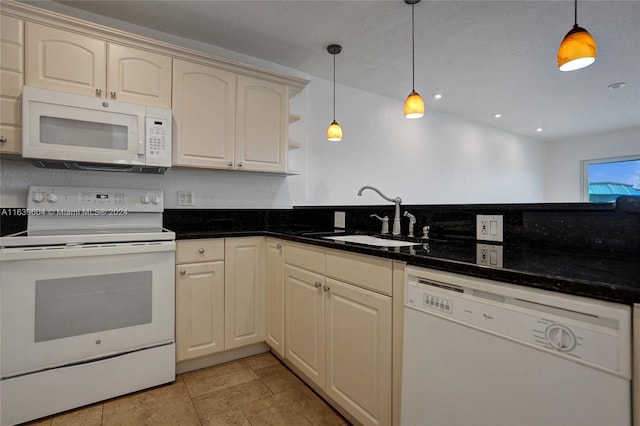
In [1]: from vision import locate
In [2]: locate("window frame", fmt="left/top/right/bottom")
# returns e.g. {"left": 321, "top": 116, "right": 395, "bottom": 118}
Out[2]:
{"left": 581, "top": 154, "right": 640, "bottom": 202}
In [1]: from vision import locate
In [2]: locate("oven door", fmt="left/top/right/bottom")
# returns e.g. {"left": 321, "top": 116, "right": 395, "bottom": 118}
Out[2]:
{"left": 0, "top": 241, "right": 175, "bottom": 379}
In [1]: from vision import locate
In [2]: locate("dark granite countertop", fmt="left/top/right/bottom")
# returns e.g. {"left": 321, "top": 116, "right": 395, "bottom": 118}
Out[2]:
{"left": 174, "top": 229, "right": 640, "bottom": 305}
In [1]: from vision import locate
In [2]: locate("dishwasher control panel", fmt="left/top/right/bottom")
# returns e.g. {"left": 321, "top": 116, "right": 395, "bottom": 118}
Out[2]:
{"left": 405, "top": 272, "right": 631, "bottom": 377}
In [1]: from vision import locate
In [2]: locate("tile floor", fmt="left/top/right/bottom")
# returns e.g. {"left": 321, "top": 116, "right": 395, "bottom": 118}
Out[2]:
{"left": 25, "top": 352, "right": 349, "bottom": 426}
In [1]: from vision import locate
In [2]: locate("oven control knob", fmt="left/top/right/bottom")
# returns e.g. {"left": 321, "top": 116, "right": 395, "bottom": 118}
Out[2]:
{"left": 151, "top": 195, "right": 161, "bottom": 204}
{"left": 46, "top": 193, "right": 58, "bottom": 203}
{"left": 32, "top": 192, "right": 45, "bottom": 203}
{"left": 141, "top": 195, "right": 150, "bottom": 204}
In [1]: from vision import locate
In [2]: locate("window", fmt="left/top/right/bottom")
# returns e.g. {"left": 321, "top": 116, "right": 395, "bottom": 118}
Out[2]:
{"left": 582, "top": 156, "right": 640, "bottom": 202}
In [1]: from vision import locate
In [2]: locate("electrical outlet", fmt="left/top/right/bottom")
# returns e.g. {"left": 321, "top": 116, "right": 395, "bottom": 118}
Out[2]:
{"left": 334, "top": 211, "right": 346, "bottom": 229}
{"left": 178, "top": 191, "right": 194, "bottom": 206}
{"left": 476, "top": 243, "right": 504, "bottom": 268}
{"left": 476, "top": 214, "right": 503, "bottom": 242}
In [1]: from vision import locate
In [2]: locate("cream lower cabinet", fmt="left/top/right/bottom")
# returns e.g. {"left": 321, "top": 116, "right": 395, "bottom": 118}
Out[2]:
{"left": 176, "top": 237, "right": 265, "bottom": 362}
{"left": 265, "top": 239, "right": 285, "bottom": 357}
{"left": 283, "top": 243, "right": 392, "bottom": 426}
{"left": 175, "top": 240, "right": 225, "bottom": 361}
{"left": 224, "top": 237, "right": 265, "bottom": 350}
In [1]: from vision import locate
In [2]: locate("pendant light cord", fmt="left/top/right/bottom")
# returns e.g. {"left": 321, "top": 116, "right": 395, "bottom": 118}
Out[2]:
{"left": 574, "top": 0, "right": 578, "bottom": 27}
{"left": 411, "top": 2, "right": 416, "bottom": 91}
{"left": 333, "top": 52, "right": 336, "bottom": 120}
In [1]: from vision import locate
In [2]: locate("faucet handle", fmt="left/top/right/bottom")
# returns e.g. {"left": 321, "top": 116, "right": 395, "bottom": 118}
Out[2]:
{"left": 422, "top": 225, "right": 430, "bottom": 240}
{"left": 370, "top": 214, "right": 389, "bottom": 234}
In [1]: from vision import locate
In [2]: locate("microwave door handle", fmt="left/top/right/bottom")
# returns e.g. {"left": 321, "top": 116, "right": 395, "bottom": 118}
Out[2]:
{"left": 138, "top": 116, "right": 146, "bottom": 155}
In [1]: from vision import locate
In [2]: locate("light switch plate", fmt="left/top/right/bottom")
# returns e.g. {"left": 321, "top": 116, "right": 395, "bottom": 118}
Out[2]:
{"left": 178, "top": 191, "right": 193, "bottom": 206}
{"left": 476, "top": 243, "right": 504, "bottom": 268}
{"left": 334, "top": 211, "right": 346, "bottom": 229}
{"left": 476, "top": 214, "right": 503, "bottom": 242}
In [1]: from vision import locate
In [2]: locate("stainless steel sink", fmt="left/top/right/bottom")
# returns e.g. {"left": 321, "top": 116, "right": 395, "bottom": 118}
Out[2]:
{"left": 323, "top": 234, "right": 420, "bottom": 247}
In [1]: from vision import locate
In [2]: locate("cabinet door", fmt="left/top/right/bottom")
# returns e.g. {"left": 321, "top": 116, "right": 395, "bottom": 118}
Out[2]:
{"left": 107, "top": 44, "right": 172, "bottom": 108}
{"left": 265, "top": 239, "right": 285, "bottom": 357}
{"left": 172, "top": 59, "right": 236, "bottom": 169}
{"left": 25, "top": 22, "right": 106, "bottom": 97}
{"left": 175, "top": 261, "right": 225, "bottom": 361}
{"left": 325, "top": 278, "right": 392, "bottom": 426}
{"left": 1, "top": 15, "right": 23, "bottom": 154}
{"left": 224, "top": 237, "right": 265, "bottom": 350}
{"left": 285, "top": 264, "right": 325, "bottom": 388}
{"left": 235, "top": 75, "right": 287, "bottom": 173}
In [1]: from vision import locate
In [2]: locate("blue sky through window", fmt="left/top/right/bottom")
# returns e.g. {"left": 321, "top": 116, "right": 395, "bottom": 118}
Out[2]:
{"left": 588, "top": 160, "right": 640, "bottom": 187}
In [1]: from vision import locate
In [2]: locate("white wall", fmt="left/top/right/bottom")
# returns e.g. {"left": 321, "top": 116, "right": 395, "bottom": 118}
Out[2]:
{"left": 304, "top": 78, "right": 547, "bottom": 205}
{"left": 544, "top": 126, "right": 640, "bottom": 202}
{"left": 0, "top": 1, "right": 551, "bottom": 208}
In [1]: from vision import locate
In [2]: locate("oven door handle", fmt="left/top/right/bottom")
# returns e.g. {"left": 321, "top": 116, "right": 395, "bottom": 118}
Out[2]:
{"left": 0, "top": 241, "right": 175, "bottom": 261}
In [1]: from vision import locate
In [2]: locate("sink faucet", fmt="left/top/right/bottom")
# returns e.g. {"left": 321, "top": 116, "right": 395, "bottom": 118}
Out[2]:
{"left": 403, "top": 211, "right": 416, "bottom": 238}
{"left": 357, "top": 186, "right": 402, "bottom": 235}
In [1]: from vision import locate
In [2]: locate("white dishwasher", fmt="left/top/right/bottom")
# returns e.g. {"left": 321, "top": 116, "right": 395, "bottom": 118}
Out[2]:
{"left": 401, "top": 266, "right": 632, "bottom": 426}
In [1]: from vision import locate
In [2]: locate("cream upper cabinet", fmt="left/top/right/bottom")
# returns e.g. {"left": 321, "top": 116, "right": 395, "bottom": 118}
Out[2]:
{"left": 0, "top": 14, "right": 23, "bottom": 154}
{"left": 172, "top": 59, "right": 236, "bottom": 169}
{"left": 224, "top": 237, "right": 266, "bottom": 350}
{"left": 25, "top": 22, "right": 171, "bottom": 108}
{"left": 172, "top": 67, "right": 288, "bottom": 173}
{"left": 265, "top": 239, "right": 285, "bottom": 357}
{"left": 235, "top": 75, "right": 288, "bottom": 173}
{"left": 106, "top": 44, "right": 172, "bottom": 107}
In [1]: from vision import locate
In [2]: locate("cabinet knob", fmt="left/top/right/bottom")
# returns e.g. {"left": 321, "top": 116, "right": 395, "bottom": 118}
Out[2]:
{"left": 323, "top": 284, "right": 330, "bottom": 292}
{"left": 198, "top": 248, "right": 205, "bottom": 254}
{"left": 180, "top": 270, "right": 186, "bottom": 275}
{"left": 0, "top": 136, "right": 7, "bottom": 143}
{"left": 110, "top": 91, "right": 116, "bottom": 99}
{"left": 228, "top": 161, "right": 233, "bottom": 167}
{"left": 314, "top": 281, "right": 321, "bottom": 288}
{"left": 95, "top": 88, "right": 102, "bottom": 97}
{"left": 276, "top": 243, "right": 282, "bottom": 250}
{"left": 238, "top": 162, "right": 243, "bottom": 167}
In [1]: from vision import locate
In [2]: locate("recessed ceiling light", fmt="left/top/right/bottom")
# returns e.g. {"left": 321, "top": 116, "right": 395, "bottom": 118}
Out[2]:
{"left": 608, "top": 82, "right": 627, "bottom": 90}
{"left": 493, "top": 113, "right": 502, "bottom": 118}
{"left": 432, "top": 93, "right": 444, "bottom": 100}
{"left": 535, "top": 128, "right": 544, "bottom": 132}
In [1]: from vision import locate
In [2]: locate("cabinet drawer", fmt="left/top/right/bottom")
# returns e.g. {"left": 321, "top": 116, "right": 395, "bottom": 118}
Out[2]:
{"left": 1, "top": 98, "right": 20, "bottom": 125}
{"left": 326, "top": 249, "right": 392, "bottom": 295}
{"left": 1, "top": 42, "right": 23, "bottom": 72}
{"left": 1, "top": 16, "right": 23, "bottom": 44}
{"left": 176, "top": 239, "right": 224, "bottom": 264}
{"left": 0, "top": 125, "right": 21, "bottom": 154}
{"left": 284, "top": 242, "right": 325, "bottom": 274}
{"left": 0, "top": 69, "right": 23, "bottom": 98}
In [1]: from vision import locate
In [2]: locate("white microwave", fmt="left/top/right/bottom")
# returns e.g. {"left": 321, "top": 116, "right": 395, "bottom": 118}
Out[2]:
{"left": 22, "top": 86, "right": 172, "bottom": 173}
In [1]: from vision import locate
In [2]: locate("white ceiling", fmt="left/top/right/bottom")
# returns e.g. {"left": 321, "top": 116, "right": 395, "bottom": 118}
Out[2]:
{"left": 29, "top": 0, "right": 640, "bottom": 141}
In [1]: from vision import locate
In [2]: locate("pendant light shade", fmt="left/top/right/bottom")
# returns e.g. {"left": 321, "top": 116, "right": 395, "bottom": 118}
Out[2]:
{"left": 327, "top": 120, "right": 343, "bottom": 141}
{"left": 557, "top": 0, "right": 597, "bottom": 71}
{"left": 327, "top": 44, "right": 343, "bottom": 142}
{"left": 404, "top": 0, "right": 423, "bottom": 119}
{"left": 404, "top": 90, "right": 425, "bottom": 119}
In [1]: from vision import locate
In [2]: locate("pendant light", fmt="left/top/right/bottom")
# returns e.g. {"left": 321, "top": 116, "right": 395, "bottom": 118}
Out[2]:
{"left": 404, "top": 0, "right": 424, "bottom": 119}
{"left": 327, "top": 44, "right": 343, "bottom": 142}
{"left": 557, "top": 0, "right": 597, "bottom": 71}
